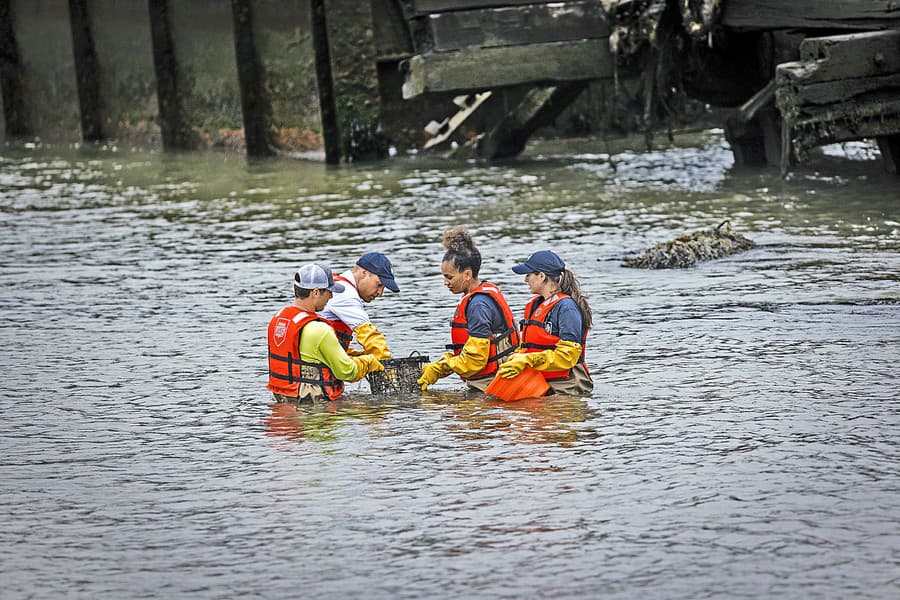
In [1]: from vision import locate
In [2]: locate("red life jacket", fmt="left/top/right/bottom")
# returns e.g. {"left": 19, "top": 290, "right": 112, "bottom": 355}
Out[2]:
{"left": 318, "top": 273, "right": 355, "bottom": 350}
{"left": 520, "top": 293, "right": 588, "bottom": 381}
{"left": 448, "top": 282, "right": 519, "bottom": 380}
{"left": 267, "top": 305, "right": 344, "bottom": 400}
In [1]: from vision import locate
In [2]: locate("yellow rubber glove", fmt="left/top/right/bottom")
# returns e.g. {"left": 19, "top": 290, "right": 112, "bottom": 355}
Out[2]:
{"left": 349, "top": 353, "right": 384, "bottom": 382}
{"left": 497, "top": 341, "right": 583, "bottom": 379}
{"left": 353, "top": 322, "right": 393, "bottom": 360}
{"left": 496, "top": 352, "right": 535, "bottom": 379}
{"left": 416, "top": 355, "right": 453, "bottom": 391}
{"left": 444, "top": 336, "right": 491, "bottom": 378}
{"left": 530, "top": 339, "right": 583, "bottom": 372}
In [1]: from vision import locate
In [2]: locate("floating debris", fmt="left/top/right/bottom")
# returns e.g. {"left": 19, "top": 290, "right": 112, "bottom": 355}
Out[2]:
{"left": 622, "top": 221, "right": 755, "bottom": 269}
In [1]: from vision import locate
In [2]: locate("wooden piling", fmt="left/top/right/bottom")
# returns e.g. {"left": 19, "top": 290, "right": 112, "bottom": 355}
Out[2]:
{"left": 147, "top": 0, "right": 190, "bottom": 150}
{"left": 0, "top": 0, "right": 29, "bottom": 137}
{"left": 310, "top": 0, "right": 341, "bottom": 164}
{"left": 320, "top": 0, "right": 386, "bottom": 162}
{"left": 230, "top": 0, "right": 273, "bottom": 157}
{"left": 67, "top": 0, "right": 103, "bottom": 141}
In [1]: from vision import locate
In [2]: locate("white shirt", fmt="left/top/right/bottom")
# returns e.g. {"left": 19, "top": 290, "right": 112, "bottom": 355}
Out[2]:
{"left": 317, "top": 270, "right": 371, "bottom": 329}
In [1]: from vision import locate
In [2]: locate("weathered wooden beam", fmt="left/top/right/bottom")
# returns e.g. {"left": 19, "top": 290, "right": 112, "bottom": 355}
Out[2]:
{"left": 876, "top": 135, "right": 900, "bottom": 174}
{"left": 478, "top": 82, "right": 586, "bottom": 159}
{"left": 793, "top": 114, "right": 900, "bottom": 148}
{"left": 722, "top": 0, "right": 900, "bottom": 31}
{"left": 789, "top": 92, "right": 900, "bottom": 125}
{"left": 231, "top": 0, "right": 274, "bottom": 157}
{"left": 148, "top": 0, "right": 192, "bottom": 150}
{"left": 310, "top": 0, "right": 340, "bottom": 164}
{"left": 425, "top": 1, "right": 608, "bottom": 51}
{"left": 402, "top": 39, "right": 613, "bottom": 99}
{"left": 780, "top": 73, "right": 900, "bottom": 108}
{"left": 777, "top": 31, "right": 900, "bottom": 86}
{"left": 408, "top": 0, "right": 561, "bottom": 17}
{"left": 68, "top": 0, "right": 104, "bottom": 142}
{"left": 0, "top": 0, "right": 29, "bottom": 137}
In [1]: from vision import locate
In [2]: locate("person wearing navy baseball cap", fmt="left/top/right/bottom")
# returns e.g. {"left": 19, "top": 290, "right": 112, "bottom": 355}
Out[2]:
{"left": 266, "top": 262, "right": 384, "bottom": 402}
{"left": 498, "top": 250, "right": 594, "bottom": 396}
{"left": 317, "top": 252, "right": 399, "bottom": 360}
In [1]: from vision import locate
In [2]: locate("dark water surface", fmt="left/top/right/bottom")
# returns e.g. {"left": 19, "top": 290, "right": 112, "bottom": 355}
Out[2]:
{"left": 2, "top": 132, "right": 898, "bottom": 599}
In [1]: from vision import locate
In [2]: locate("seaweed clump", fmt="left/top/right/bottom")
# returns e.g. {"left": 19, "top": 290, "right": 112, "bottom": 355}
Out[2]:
{"left": 622, "top": 220, "right": 754, "bottom": 268}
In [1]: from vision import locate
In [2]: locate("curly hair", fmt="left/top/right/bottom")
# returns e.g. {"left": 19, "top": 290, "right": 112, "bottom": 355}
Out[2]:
{"left": 441, "top": 226, "right": 481, "bottom": 278}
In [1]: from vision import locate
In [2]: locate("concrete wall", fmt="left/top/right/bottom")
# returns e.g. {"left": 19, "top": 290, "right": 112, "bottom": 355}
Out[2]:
{"left": 87, "top": 0, "right": 159, "bottom": 147}
{"left": 11, "top": 0, "right": 81, "bottom": 140}
{"left": 252, "top": 0, "right": 322, "bottom": 151}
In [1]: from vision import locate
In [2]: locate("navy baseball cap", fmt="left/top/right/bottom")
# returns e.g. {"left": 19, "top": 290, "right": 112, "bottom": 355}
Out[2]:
{"left": 511, "top": 250, "right": 566, "bottom": 276}
{"left": 356, "top": 252, "right": 399, "bottom": 292}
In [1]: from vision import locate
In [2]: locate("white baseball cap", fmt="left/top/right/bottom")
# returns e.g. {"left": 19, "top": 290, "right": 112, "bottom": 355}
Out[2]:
{"left": 294, "top": 263, "right": 345, "bottom": 293}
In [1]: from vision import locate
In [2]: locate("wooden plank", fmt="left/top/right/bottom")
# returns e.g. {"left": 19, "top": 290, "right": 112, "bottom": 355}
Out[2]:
{"left": 426, "top": 1, "right": 608, "bottom": 51}
{"left": 402, "top": 38, "right": 613, "bottom": 98}
{"left": 776, "top": 31, "right": 900, "bottom": 86}
{"left": 780, "top": 72, "right": 900, "bottom": 108}
{"left": 478, "top": 82, "right": 586, "bottom": 158}
{"left": 722, "top": 0, "right": 900, "bottom": 31}
{"left": 793, "top": 113, "right": 900, "bottom": 148}
{"left": 801, "top": 30, "right": 900, "bottom": 63}
{"left": 790, "top": 93, "right": 900, "bottom": 125}
{"left": 409, "top": 0, "right": 567, "bottom": 17}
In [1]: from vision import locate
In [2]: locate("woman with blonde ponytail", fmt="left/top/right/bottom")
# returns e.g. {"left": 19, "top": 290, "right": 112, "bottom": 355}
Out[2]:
{"left": 417, "top": 227, "right": 519, "bottom": 392}
{"left": 497, "top": 250, "right": 593, "bottom": 396}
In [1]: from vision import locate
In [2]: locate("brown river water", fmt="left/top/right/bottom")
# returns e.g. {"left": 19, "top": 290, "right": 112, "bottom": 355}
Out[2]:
{"left": 1, "top": 130, "right": 898, "bottom": 598}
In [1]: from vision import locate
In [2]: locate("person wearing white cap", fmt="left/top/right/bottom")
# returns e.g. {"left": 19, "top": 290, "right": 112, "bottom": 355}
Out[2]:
{"left": 496, "top": 250, "right": 594, "bottom": 396}
{"left": 267, "top": 263, "right": 384, "bottom": 402}
{"left": 317, "top": 252, "right": 398, "bottom": 360}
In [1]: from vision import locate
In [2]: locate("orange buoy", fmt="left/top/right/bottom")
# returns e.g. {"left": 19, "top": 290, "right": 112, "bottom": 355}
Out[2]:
{"left": 485, "top": 366, "right": 550, "bottom": 402}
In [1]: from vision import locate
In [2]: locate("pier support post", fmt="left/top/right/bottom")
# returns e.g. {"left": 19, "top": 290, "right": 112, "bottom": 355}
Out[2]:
{"left": 68, "top": 0, "right": 103, "bottom": 142}
{"left": 313, "top": 0, "right": 386, "bottom": 162}
{"left": 231, "top": 0, "right": 273, "bottom": 157}
{"left": 0, "top": 0, "right": 29, "bottom": 137}
{"left": 148, "top": 0, "right": 191, "bottom": 150}
{"left": 310, "top": 0, "right": 340, "bottom": 163}
{"left": 478, "top": 83, "right": 586, "bottom": 159}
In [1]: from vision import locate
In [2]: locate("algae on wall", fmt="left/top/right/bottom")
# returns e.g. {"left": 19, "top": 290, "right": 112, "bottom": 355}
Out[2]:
{"left": 251, "top": 0, "right": 323, "bottom": 152}
{"left": 11, "top": 0, "right": 80, "bottom": 140}
{"left": 87, "top": 0, "right": 160, "bottom": 147}
{"left": 166, "top": 0, "right": 243, "bottom": 148}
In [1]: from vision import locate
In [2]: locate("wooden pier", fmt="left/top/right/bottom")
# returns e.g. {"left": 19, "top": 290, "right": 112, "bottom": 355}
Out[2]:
{"left": 1, "top": 0, "right": 899, "bottom": 172}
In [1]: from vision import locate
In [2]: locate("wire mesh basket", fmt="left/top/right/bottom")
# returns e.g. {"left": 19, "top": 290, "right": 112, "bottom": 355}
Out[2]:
{"left": 366, "top": 352, "right": 430, "bottom": 395}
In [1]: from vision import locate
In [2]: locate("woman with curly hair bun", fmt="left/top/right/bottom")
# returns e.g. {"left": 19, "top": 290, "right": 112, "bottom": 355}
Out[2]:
{"left": 497, "top": 250, "right": 593, "bottom": 396}
{"left": 417, "top": 227, "right": 519, "bottom": 392}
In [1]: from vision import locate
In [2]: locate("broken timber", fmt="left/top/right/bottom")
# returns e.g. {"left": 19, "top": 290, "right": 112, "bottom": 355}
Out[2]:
{"left": 400, "top": 1, "right": 611, "bottom": 99}
{"left": 402, "top": 38, "right": 612, "bottom": 99}
{"left": 776, "top": 30, "right": 900, "bottom": 173}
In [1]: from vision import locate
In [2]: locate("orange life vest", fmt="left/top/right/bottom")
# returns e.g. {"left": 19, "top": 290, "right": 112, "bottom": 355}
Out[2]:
{"left": 520, "top": 293, "right": 589, "bottom": 381}
{"left": 267, "top": 305, "right": 344, "bottom": 400}
{"left": 448, "top": 282, "right": 519, "bottom": 380}
{"left": 318, "top": 273, "right": 355, "bottom": 350}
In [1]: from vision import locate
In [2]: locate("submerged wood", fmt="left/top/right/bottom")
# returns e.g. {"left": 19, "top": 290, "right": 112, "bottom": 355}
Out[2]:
{"left": 622, "top": 221, "right": 755, "bottom": 269}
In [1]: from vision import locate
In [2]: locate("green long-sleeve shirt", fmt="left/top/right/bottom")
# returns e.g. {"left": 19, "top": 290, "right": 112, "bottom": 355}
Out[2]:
{"left": 299, "top": 321, "right": 359, "bottom": 381}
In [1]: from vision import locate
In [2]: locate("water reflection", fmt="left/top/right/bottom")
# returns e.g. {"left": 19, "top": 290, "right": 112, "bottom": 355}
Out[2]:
{"left": 266, "top": 391, "right": 598, "bottom": 448}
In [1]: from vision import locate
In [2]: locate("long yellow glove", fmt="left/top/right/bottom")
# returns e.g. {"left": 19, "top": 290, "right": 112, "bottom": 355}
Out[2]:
{"left": 417, "top": 355, "right": 453, "bottom": 391}
{"left": 353, "top": 322, "right": 393, "bottom": 360}
{"left": 444, "top": 336, "right": 491, "bottom": 378}
{"left": 497, "top": 340, "right": 583, "bottom": 379}
{"left": 349, "top": 353, "right": 384, "bottom": 382}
